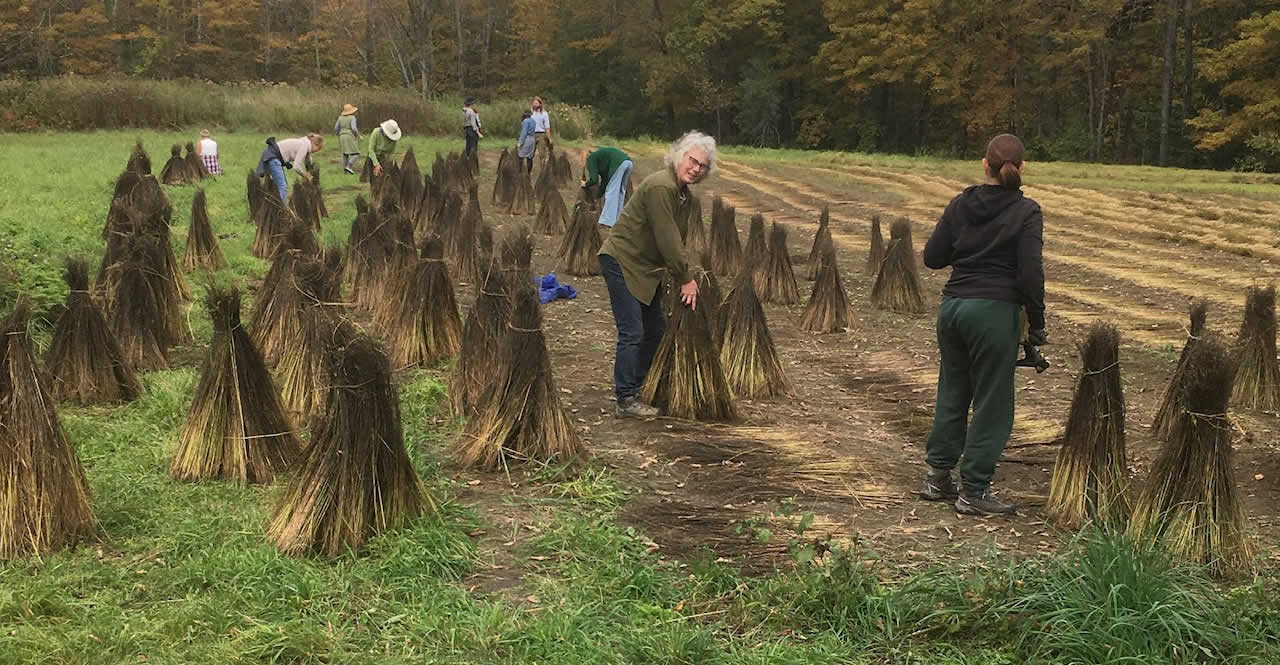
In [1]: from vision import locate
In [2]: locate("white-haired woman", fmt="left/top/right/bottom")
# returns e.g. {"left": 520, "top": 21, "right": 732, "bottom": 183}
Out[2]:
{"left": 598, "top": 131, "right": 717, "bottom": 418}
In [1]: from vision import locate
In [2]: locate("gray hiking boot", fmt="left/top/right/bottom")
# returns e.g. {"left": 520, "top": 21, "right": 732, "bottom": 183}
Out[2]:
{"left": 918, "top": 468, "right": 959, "bottom": 501}
{"left": 955, "top": 487, "right": 1018, "bottom": 516}
{"left": 615, "top": 396, "right": 659, "bottom": 419}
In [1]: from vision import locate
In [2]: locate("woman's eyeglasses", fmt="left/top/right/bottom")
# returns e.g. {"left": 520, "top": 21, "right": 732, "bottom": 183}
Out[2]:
{"left": 687, "top": 154, "right": 709, "bottom": 171}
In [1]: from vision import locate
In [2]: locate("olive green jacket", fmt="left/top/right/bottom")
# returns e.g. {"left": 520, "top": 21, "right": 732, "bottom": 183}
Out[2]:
{"left": 599, "top": 168, "right": 694, "bottom": 305}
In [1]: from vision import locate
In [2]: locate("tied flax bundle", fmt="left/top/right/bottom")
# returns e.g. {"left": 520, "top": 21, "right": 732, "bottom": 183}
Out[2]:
{"left": 709, "top": 196, "right": 744, "bottom": 276}
{"left": 127, "top": 140, "right": 151, "bottom": 175}
{"left": 106, "top": 234, "right": 174, "bottom": 371}
{"left": 183, "top": 189, "right": 228, "bottom": 272}
{"left": 640, "top": 289, "right": 737, "bottom": 421}
{"left": 743, "top": 214, "right": 769, "bottom": 290}
{"left": 807, "top": 206, "right": 833, "bottom": 281}
{"left": 273, "top": 249, "right": 347, "bottom": 422}
{"left": 1046, "top": 322, "right": 1130, "bottom": 529}
{"left": 451, "top": 185, "right": 488, "bottom": 284}
{"left": 0, "top": 303, "right": 96, "bottom": 560}
{"left": 1128, "top": 333, "right": 1254, "bottom": 574}
{"left": 801, "top": 245, "right": 855, "bottom": 333}
{"left": 719, "top": 271, "right": 792, "bottom": 399}
{"left": 509, "top": 169, "right": 537, "bottom": 215}
{"left": 161, "top": 144, "right": 195, "bottom": 185}
{"left": 760, "top": 222, "right": 800, "bottom": 305}
{"left": 453, "top": 285, "right": 585, "bottom": 470}
{"left": 864, "top": 214, "right": 886, "bottom": 277}
{"left": 534, "top": 184, "right": 570, "bottom": 235}
{"left": 450, "top": 269, "right": 512, "bottom": 417}
{"left": 492, "top": 148, "right": 514, "bottom": 206}
{"left": 1231, "top": 285, "right": 1280, "bottom": 410}
{"left": 684, "top": 194, "right": 708, "bottom": 259}
{"left": 246, "top": 170, "right": 267, "bottom": 224}
{"left": 398, "top": 148, "right": 424, "bottom": 223}
{"left": 534, "top": 159, "right": 557, "bottom": 203}
{"left": 870, "top": 218, "right": 924, "bottom": 313}
{"left": 1151, "top": 301, "right": 1208, "bottom": 440}
{"left": 171, "top": 287, "right": 301, "bottom": 484}
{"left": 184, "top": 142, "right": 209, "bottom": 180}
{"left": 46, "top": 257, "right": 142, "bottom": 405}
{"left": 553, "top": 151, "right": 574, "bottom": 187}
{"left": 376, "top": 235, "right": 463, "bottom": 369}
{"left": 267, "top": 334, "right": 431, "bottom": 557}
{"left": 557, "top": 201, "right": 603, "bottom": 276}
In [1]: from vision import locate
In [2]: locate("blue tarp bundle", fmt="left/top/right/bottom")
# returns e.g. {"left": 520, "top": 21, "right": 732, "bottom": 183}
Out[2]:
{"left": 536, "top": 273, "right": 577, "bottom": 304}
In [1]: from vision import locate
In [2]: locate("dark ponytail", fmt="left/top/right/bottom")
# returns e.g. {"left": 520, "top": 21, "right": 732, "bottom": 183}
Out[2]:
{"left": 985, "top": 133, "right": 1025, "bottom": 189}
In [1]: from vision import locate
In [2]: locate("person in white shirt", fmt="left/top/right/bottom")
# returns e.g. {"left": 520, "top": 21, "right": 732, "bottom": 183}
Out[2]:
{"left": 530, "top": 96, "right": 551, "bottom": 168}
{"left": 255, "top": 133, "right": 324, "bottom": 201}
{"left": 194, "top": 129, "right": 222, "bottom": 176}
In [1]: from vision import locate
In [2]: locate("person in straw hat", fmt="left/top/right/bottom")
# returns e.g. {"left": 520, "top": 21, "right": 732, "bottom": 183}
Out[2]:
{"left": 368, "top": 119, "right": 402, "bottom": 177}
{"left": 333, "top": 103, "right": 362, "bottom": 175}
{"left": 194, "top": 128, "right": 222, "bottom": 176}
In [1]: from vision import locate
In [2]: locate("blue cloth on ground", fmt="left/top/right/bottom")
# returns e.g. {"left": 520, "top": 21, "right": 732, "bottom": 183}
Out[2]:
{"left": 536, "top": 273, "right": 577, "bottom": 304}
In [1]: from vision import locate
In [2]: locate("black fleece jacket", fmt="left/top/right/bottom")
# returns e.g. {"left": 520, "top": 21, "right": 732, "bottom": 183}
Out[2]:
{"left": 922, "top": 184, "right": 1045, "bottom": 329}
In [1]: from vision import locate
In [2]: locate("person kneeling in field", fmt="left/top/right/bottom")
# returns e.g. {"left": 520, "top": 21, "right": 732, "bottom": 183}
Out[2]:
{"left": 256, "top": 133, "right": 324, "bottom": 202}
{"left": 918, "top": 133, "right": 1045, "bottom": 517}
{"left": 598, "top": 131, "right": 714, "bottom": 418}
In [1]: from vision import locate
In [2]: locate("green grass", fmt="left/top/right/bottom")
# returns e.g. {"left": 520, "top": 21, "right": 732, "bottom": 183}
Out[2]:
{"left": 1, "top": 130, "right": 1278, "bottom": 664}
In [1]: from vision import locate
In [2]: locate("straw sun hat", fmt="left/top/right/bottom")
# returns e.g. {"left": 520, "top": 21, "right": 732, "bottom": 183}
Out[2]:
{"left": 341, "top": 103, "right": 358, "bottom": 116}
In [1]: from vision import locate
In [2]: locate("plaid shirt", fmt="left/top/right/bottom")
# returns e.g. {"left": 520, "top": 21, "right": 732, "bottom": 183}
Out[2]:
{"left": 201, "top": 154, "right": 222, "bottom": 176}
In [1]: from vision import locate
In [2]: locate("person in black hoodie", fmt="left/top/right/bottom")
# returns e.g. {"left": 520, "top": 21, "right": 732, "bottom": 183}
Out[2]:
{"left": 918, "top": 133, "right": 1044, "bottom": 516}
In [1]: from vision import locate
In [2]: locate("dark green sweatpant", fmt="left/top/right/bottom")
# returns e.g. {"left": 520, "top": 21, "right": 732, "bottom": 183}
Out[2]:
{"left": 925, "top": 297, "right": 1021, "bottom": 493}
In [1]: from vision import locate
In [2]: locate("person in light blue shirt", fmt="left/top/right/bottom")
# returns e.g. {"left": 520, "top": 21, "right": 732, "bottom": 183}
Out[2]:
{"left": 516, "top": 110, "right": 537, "bottom": 173}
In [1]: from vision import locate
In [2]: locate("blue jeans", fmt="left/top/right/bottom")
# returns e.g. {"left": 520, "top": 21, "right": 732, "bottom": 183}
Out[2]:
{"left": 600, "top": 254, "right": 665, "bottom": 401}
{"left": 598, "top": 160, "right": 634, "bottom": 227}
{"left": 264, "top": 158, "right": 288, "bottom": 201}
{"left": 464, "top": 127, "right": 479, "bottom": 158}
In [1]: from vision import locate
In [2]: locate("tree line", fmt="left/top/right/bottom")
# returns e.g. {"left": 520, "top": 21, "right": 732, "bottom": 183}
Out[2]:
{"left": 1, "top": 0, "right": 1277, "bottom": 171}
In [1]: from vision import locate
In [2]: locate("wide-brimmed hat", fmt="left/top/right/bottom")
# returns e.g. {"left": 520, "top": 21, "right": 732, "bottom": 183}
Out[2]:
{"left": 380, "top": 119, "right": 402, "bottom": 141}
{"left": 464, "top": 97, "right": 476, "bottom": 106}
{"left": 341, "top": 103, "right": 358, "bottom": 116}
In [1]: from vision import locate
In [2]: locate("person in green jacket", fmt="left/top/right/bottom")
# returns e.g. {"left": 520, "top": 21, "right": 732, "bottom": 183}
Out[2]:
{"left": 369, "top": 119, "right": 402, "bottom": 176}
{"left": 334, "top": 103, "right": 361, "bottom": 174}
{"left": 581, "top": 146, "right": 633, "bottom": 227}
{"left": 598, "top": 131, "right": 716, "bottom": 418}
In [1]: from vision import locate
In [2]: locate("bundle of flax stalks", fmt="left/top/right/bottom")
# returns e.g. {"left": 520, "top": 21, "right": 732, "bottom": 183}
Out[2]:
{"left": 801, "top": 244, "right": 855, "bottom": 333}
{"left": 684, "top": 194, "right": 708, "bottom": 259}
{"left": 557, "top": 201, "right": 603, "bottom": 276}
{"left": 1231, "top": 285, "right": 1280, "bottom": 410}
{"left": 1151, "top": 300, "right": 1208, "bottom": 440}
{"left": 863, "top": 214, "right": 886, "bottom": 277}
{"left": 45, "top": 257, "right": 142, "bottom": 405}
{"left": 183, "top": 189, "right": 228, "bottom": 272}
{"left": 450, "top": 269, "right": 512, "bottom": 417}
{"left": 709, "top": 196, "right": 744, "bottom": 276}
{"left": 1128, "top": 333, "right": 1254, "bottom": 574}
{"left": 452, "top": 185, "right": 487, "bottom": 284}
{"left": 508, "top": 169, "right": 537, "bottom": 215}
{"left": 0, "top": 303, "right": 96, "bottom": 560}
{"left": 807, "top": 206, "right": 833, "bottom": 281}
{"left": 533, "top": 160, "right": 556, "bottom": 203}
{"left": 246, "top": 170, "right": 267, "bottom": 224}
{"left": 760, "top": 222, "right": 800, "bottom": 305}
{"left": 127, "top": 140, "right": 151, "bottom": 175}
{"left": 1046, "top": 322, "right": 1130, "bottom": 529}
{"left": 719, "top": 271, "right": 792, "bottom": 399}
{"left": 743, "top": 214, "right": 769, "bottom": 290}
{"left": 534, "top": 184, "right": 570, "bottom": 235}
{"left": 671, "top": 255, "right": 724, "bottom": 346}
{"left": 640, "top": 289, "right": 736, "bottom": 421}
{"left": 107, "top": 234, "right": 174, "bottom": 371}
{"left": 251, "top": 185, "right": 299, "bottom": 259}
{"left": 184, "top": 142, "right": 209, "bottom": 180}
{"left": 289, "top": 175, "right": 323, "bottom": 232}
{"left": 398, "top": 148, "right": 424, "bottom": 223}
{"left": 376, "top": 235, "right": 463, "bottom": 369}
{"left": 267, "top": 334, "right": 431, "bottom": 557}
{"left": 160, "top": 144, "right": 195, "bottom": 185}
{"left": 171, "top": 287, "right": 301, "bottom": 484}
{"left": 870, "top": 218, "right": 924, "bottom": 313}
{"left": 274, "top": 249, "right": 348, "bottom": 422}
{"left": 492, "top": 148, "right": 514, "bottom": 206}
{"left": 553, "top": 151, "right": 574, "bottom": 187}
{"left": 454, "top": 284, "right": 585, "bottom": 470}
{"left": 360, "top": 155, "right": 375, "bottom": 183}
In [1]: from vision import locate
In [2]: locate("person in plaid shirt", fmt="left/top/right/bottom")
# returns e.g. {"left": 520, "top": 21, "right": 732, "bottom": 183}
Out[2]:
{"left": 196, "top": 129, "right": 223, "bottom": 176}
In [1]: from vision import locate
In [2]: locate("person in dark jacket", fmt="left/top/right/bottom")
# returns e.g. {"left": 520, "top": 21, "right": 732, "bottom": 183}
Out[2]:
{"left": 918, "top": 133, "right": 1045, "bottom": 517}
{"left": 598, "top": 131, "right": 715, "bottom": 418}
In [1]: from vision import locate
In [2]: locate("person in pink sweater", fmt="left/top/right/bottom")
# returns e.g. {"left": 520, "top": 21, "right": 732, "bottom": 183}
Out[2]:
{"left": 255, "top": 133, "right": 325, "bottom": 201}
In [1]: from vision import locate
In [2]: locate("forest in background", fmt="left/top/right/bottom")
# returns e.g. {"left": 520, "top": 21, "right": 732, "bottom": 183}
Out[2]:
{"left": 1, "top": 0, "right": 1278, "bottom": 171}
